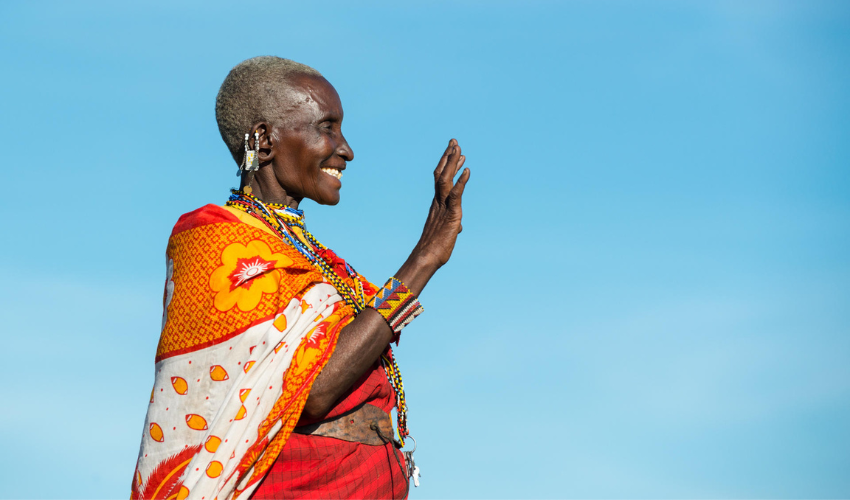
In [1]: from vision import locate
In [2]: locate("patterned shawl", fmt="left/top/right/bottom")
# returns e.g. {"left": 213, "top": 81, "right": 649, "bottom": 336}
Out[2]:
{"left": 131, "top": 204, "right": 357, "bottom": 499}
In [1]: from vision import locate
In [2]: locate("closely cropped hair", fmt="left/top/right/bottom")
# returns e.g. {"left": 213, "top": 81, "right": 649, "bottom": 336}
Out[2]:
{"left": 216, "top": 56, "right": 322, "bottom": 164}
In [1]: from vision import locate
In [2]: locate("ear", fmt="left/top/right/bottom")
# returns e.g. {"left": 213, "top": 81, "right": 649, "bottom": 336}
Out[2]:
{"left": 249, "top": 122, "right": 275, "bottom": 163}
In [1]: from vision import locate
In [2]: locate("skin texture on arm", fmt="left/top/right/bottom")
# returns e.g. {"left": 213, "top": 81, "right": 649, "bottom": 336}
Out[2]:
{"left": 239, "top": 73, "right": 469, "bottom": 420}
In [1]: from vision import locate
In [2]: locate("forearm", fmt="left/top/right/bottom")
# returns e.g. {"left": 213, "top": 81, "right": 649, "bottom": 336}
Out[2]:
{"left": 301, "top": 254, "right": 439, "bottom": 420}
{"left": 302, "top": 138, "right": 468, "bottom": 421}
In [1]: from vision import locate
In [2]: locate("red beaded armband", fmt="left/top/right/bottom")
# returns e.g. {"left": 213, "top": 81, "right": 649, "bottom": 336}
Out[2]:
{"left": 366, "top": 277, "right": 424, "bottom": 335}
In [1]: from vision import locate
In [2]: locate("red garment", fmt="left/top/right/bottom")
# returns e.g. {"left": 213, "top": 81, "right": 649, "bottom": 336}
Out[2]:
{"left": 251, "top": 357, "right": 408, "bottom": 499}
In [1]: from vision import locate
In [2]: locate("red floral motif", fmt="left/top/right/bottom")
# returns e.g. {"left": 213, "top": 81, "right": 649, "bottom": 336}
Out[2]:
{"left": 209, "top": 240, "right": 293, "bottom": 312}
{"left": 306, "top": 322, "right": 328, "bottom": 347}
{"left": 228, "top": 256, "right": 278, "bottom": 291}
{"left": 135, "top": 444, "right": 202, "bottom": 500}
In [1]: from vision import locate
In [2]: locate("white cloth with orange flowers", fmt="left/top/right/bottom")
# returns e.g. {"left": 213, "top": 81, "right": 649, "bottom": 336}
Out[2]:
{"left": 131, "top": 204, "right": 358, "bottom": 499}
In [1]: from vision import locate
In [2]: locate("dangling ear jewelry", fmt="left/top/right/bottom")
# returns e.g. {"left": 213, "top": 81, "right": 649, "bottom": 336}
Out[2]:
{"left": 237, "top": 131, "right": 261, "bottom": 176}
{"left": 246, "top": 131, "right": 260, "bottom": 172}
{"left": 237, "top": 133, "right": 249, "bottom": 176}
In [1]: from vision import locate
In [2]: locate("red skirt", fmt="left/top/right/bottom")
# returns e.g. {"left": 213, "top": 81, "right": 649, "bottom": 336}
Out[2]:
{"left": 251, "top": 357, "right": 408, "bottom": 499}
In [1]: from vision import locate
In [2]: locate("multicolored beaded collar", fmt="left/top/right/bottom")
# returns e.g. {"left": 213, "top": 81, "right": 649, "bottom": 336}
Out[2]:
{"left": 225, "top": 189, "right": 367, "bottom": 313}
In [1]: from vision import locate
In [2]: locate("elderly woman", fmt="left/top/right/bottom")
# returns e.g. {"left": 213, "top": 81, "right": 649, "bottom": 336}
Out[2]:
{"left": 131, "top": 56, "right": 469, "bottom": 499}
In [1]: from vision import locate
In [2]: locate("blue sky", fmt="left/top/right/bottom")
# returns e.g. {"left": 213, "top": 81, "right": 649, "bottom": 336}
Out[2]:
{"left": 0, "top": 1, "right": 848, "bottom": 498}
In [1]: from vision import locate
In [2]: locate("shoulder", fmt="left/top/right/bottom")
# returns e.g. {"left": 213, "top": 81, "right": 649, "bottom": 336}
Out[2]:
{"left": 170, "top": 204, "right": 240, "bottom": 238}
{"left": 165, "top": 204, "right": 315, "bottom": 276}
{"left": 166, "top": 205, "right": 312, "bottom": 270}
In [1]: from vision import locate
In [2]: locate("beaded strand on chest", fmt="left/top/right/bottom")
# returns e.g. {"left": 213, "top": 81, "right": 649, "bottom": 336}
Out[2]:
{"left": 226, "top": 189, "right": 367, "bottom": 313}
{"left": 225, "top": 189, "right": 413, "bottom": 446}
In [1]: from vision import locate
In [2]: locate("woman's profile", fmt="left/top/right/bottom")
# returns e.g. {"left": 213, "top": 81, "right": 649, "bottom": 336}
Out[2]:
{"left": 131, "top": 56, "right": 469, "bottom": 499}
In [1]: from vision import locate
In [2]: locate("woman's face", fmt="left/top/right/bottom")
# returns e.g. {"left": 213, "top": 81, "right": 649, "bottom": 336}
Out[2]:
{"left": 269, "top": 74, "right": 353, "bottom": 206}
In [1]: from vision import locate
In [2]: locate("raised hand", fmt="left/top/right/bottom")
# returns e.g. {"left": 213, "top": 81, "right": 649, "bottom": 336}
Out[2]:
{"left": 303, "top": 138, "right": 470, "bottom": 418}
{"left": 412, "top": 138, "right": 470, "bottom": 269}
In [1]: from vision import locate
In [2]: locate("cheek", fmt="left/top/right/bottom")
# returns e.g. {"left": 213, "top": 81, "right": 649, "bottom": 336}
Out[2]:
{"left": 300, "top": 142, "right": 330, "bottom": 172}
{"left": 314, "top": 132, "right": 338, "bottom": 157}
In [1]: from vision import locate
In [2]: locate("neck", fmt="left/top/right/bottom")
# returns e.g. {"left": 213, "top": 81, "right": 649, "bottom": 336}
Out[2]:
{"left": 241, "top": 167, "right": 302, "bottom": 209}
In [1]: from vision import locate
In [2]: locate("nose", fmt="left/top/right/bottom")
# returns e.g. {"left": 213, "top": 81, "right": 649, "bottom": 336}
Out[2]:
{"left": 337, "top": 134, "right": 354, "bottom": 162}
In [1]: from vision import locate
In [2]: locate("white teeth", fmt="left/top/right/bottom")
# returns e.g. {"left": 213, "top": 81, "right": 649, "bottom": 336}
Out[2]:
{"left": 320, "top": 168, "right": 342, "bottom": 180}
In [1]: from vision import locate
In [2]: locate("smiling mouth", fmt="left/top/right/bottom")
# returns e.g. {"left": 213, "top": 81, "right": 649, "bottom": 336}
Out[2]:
{"left": 320, "top": 167, "right": 343, "bottom": 180}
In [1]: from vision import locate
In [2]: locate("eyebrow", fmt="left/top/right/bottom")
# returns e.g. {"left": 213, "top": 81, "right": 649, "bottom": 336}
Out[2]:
{"left": 319, "top": 111, "right": 343, "bottom": 122}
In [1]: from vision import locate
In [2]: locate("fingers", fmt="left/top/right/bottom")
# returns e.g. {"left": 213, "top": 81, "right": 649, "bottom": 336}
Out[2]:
{"left": 434, "top": 139, "right": 456, "bottom": 179}
{"left": 447, "top": 167, "right": 470, "bottom": 206}
{"left": 439, "top": 142, "right": 462, "bottom": 194}
{"left": 455, "top": 155, "right": 466, "bottom": 177}
{"left": 448, "top": 139, "right": 465, "bottom": 180}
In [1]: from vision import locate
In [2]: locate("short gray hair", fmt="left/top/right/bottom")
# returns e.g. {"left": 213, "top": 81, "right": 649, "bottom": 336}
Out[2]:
{"left": 215, "top": 56, "right": 323, "bottom": 163}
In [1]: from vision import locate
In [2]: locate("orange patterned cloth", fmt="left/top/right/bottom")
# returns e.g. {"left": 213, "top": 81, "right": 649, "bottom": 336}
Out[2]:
{"left": 131, "top": 204, "right": 360, "bottom": 499}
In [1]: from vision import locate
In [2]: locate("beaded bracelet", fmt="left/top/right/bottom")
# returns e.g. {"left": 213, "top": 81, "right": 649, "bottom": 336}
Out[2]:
{"left": 367, "top": 277, "right": 424, "bottom": 335}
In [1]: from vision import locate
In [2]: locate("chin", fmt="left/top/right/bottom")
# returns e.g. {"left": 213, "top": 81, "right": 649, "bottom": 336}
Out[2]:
{"left": 313, "top": 191, "right": 341, "bottom": 206}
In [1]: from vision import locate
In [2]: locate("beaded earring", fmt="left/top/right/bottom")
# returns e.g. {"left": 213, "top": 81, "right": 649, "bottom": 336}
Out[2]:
{"left": 237, "top": 131, "right": 261, "bottom": 176}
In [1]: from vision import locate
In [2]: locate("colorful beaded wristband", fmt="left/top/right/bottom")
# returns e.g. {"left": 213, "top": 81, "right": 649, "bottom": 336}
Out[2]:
{"left": 366, "top": 277, "right": 424, "bottom": 335}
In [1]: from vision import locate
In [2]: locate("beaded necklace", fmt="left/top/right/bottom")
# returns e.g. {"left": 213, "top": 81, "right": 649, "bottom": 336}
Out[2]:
{"left": 226, "top": 189, "right": 366, "bottom": 312}
{"left": 226, "top": 189, "right": 410, "bottom": 444}
{"left": 382, "top": 353, "right": 409, "bottom": 443}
